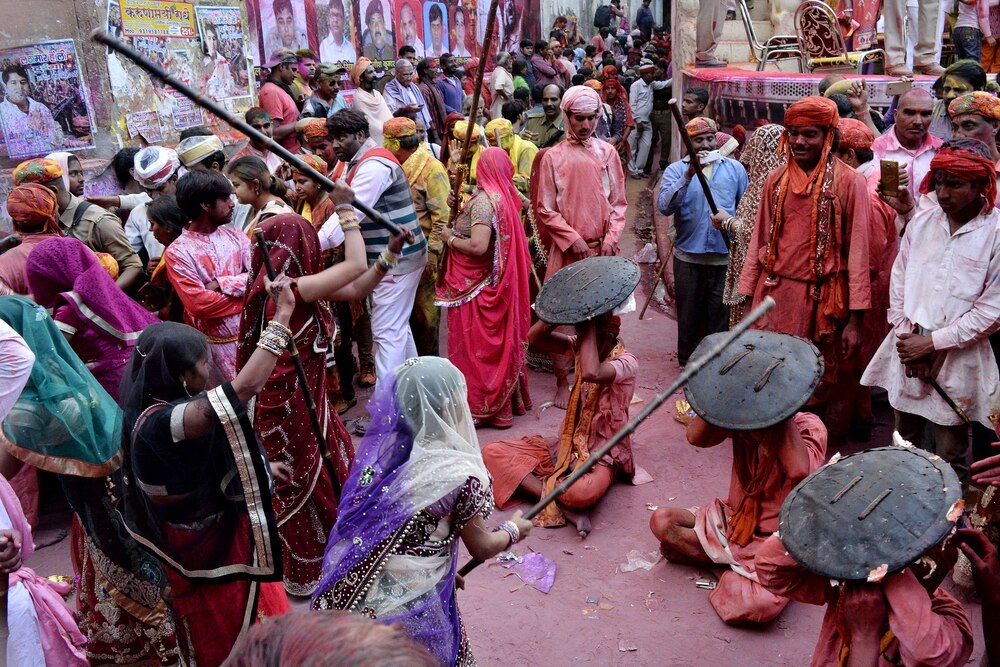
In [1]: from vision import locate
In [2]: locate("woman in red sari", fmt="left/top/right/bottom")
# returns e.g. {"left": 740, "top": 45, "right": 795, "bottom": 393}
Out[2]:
{"left": 436, "top": 146, "right": 533, "bottom": 428}
{"left": 237, "top": 213, "right": 356, "bottom": 596}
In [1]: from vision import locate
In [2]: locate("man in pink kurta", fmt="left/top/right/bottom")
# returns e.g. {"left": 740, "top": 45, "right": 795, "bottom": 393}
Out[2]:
{"left": 738, "top": 97, "right": 872, "bottom": 408}
{"left": 755, "top": 534, "right": 973, "bottom": 666}
{"left": 533, "top": 86, "right": 627, "bottom": 281}
{"left": 531, "top": 85, "right": 627, "bottom": 407}
{"left": 165, "top": 170, "right": 251, "bottom": 380}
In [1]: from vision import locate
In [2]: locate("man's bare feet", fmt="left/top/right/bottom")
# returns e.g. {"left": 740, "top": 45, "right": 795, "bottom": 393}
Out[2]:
{"left": 562, "top": 506, "right": 592, "bottom": 538}
{"left": 553, "top": 381, "right": 570, "bottom": 410}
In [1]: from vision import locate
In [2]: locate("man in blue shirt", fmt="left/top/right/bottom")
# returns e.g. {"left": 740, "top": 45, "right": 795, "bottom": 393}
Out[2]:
{"left": 436, "top": 53, "right": 465, "bottom": 114}
{"left": 657, "top": 117, "right": 747, "bottom": 365}
{"left": 636, "top": 0, "right": 654, "bottom": 42}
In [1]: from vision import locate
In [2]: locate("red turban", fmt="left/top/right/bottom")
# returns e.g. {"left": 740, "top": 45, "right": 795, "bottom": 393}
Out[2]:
{"left": 920, "top": 146, "right": 998, "bottom": 210}
{"left": 837, "top": 118, "right": 874, "bottom": 150}
{"left": 783, "top": 96, "right": 839, "bottom": 130}
{"left": 781, "top": 97, "right": 839, "bottom": 195}
{"left": 602, "top": 65, "right": 619, "bottom": 80}
{"left": 6, "top": 183, "right": 61, "bottom": 234}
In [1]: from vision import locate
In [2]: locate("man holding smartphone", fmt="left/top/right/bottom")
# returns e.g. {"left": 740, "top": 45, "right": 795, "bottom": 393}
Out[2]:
{"left": 870, "top": 89, "right": 941, "bottom": 204}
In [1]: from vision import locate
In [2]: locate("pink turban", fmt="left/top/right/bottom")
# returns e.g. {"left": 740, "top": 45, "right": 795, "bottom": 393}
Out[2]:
{"left": 560, "top": 85, "right": 602, "bottom": 115}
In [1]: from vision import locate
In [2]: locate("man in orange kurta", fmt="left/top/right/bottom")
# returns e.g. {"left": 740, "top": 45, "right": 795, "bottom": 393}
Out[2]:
{"left": 738, "top": 97, "right": 872, "bottom": 409}
{"left": 481, "top": 314, "right": 636, "bottom": 537}
{"left": 531, "top": 85, "right": 628, "bottom": 407}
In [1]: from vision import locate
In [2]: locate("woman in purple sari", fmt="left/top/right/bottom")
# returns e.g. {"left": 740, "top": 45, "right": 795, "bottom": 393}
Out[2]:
{"left": 312, "top": 357, "right": 532, "bottom": 665}
{"left": 25, "top": 236, "right": 157, "bottom": 400}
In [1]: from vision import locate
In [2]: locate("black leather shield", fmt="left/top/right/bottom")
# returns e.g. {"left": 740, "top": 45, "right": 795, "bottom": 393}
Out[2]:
{"left": 779, "top": 447, "right": 962, "bottom": 581}
{"left": 684, "top": 331, "right": 823, "bottom": 430}
{"left": 533, "top": 256, "right": 640, "bottom": 325}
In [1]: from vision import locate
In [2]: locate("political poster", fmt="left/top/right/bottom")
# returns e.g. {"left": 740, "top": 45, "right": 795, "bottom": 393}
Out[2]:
{"left": 195, "top": 6, "right": 252, "bottom": 99}
{"left": 119, "top": 0, "right": 198, "bottom": 38}
{"left": 0, "top": 40, "right": 95, "bottom": 159}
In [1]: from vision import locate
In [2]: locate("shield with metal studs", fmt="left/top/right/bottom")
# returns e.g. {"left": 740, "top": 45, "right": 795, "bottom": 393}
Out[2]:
{"left": 533, "top": 256, "right": 641, "bottom": 325}
{"left": 778, "top": 446, "right": 963, "bottom": 581}
{"left": 683, "top": 330, "right": 823, "bottom": 430}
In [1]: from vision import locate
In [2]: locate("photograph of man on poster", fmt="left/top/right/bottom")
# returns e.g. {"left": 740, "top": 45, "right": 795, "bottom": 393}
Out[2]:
{"left": 263, "top": 0, "right": 310, "bottom": 56}
{"left": 424, "top": 3, "right": 447, "bottom": 58}
{"left": 397, "top": 0, "right": 424, "bottom": 57}
{"left": 451, "top": 4, "right": 472, "bottom": 58}
{"left": 319, "top": 0, "right": 356, "bottom": 66}
{"left": 361, "top": 0, "right": 395, "bottom": 64}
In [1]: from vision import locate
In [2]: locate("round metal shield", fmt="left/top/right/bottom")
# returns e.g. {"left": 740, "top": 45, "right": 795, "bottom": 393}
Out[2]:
{"left": 533, "top": 257, "right": 641, "bottom": 325}
{"left": 683, "top": 331, "right": 823, "bottom": 430}
{"left": 779, "top": 447, "right": 962, "bottom": 581}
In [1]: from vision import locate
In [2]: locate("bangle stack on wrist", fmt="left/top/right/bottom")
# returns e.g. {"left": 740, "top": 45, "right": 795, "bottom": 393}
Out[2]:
{"left": 256, "top": 320, "right": 291, "bottom": 356}
{"left": 375, "top": 248, "right": 400, "bottom": 274}
{"left": 497, "top": 520, "right": 520, "bottom": 546}
{"left": 722, "top": 216, "right": 737, "bottom": 233}
{"left": 336, "top": 205, "right": 360, "bottom": 231}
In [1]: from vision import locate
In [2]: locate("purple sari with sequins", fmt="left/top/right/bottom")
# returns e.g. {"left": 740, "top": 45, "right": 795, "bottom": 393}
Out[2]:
{"left": 312, "top": 359, "right": 493, "bottom": 666}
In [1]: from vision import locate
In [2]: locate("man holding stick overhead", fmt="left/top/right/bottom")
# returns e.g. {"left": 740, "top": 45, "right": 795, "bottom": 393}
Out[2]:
{"left": 532, "top": 85, "right": 627, "bottom": 409}
{"left": 650, "top": 331, "right": 827, "bottom": 625}
{"left": 658, "top": 117, "right": 747, "bottom": 367}
{"left": 738, "top": 96, "right": 872, "bottom": 415}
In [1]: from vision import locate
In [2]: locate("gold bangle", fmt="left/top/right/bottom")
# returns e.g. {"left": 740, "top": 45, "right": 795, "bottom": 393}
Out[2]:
{"left": 265, "top": 321, "right": 292, "bottom": 337}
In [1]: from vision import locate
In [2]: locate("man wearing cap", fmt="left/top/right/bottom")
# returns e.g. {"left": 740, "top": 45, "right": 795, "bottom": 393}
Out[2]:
{"left": 383, "top": 116, "right": 448, "bottom": 356}
{"left": 319, "top": 0, "right": 356, "bottom": 66}
{"left": 124, "top": 146, "right": 181, "bottom": 271}
{"left": 485, "top": 117, "right": 538, "bottom": 196}
{"left": 659, "top": 117, "right": 747, "bottom": 366}
{"left": 755, "top": 448, "right": 972, "bottom": 665}
{"left": 863, "top": 138, "right": 1000, "bottom": 488}
{"left": 302, "top": 63, "right": 348, "bottom": 119}
{"left": 327, "top": 109, "right": 427, "bottom": 389}
{"left": 349, "top": 57, "right": 394, "bottom": 146}
{"left": 482, "top": 311, "right": 638, "bottom": 537}
{"left": 627, "top": 63, "right": 671, "bottom": 179}
{"left": 949, "top": 90, "right": 1000, "bottom": 170}
{"left": 870, "top": 89, "right": 941, "bottom": 204}
{"left": 532, "top": 85, "right": 627, "bottom": 408}
{"left": 13, "top": 158, "right": 143, "bottom": 293}
{"left": 650, "top": 331, "right": 828, "bottom": 624}
{"left": 521, "top": 83, "right": 566, "bottom": 149}
{"left": 739, "top": 97, "right": 872, "bottom": 415}
{"left": 259, "top": 49, "right": 303, "bottom": 153}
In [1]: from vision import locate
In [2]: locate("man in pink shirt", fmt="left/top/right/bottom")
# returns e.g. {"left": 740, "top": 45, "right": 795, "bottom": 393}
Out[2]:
{"left": 532, "top": 85, "right": 626, "bottom": 408}
{"left": 650, "top": 331, "right": 827, "bottom": 625}
{"left": 870, "top": 89, "right": 941, "bottom": 202}
{"left": 258, "top": 49, "right": 302, "bottom": 153}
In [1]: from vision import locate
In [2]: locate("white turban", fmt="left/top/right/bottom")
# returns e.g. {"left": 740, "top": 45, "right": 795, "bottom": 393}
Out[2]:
{"left": 133, "top": 146, "right": 180, "bottom": 190}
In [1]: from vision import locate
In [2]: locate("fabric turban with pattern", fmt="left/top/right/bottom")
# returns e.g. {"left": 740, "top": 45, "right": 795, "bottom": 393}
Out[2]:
{"left": 560, "top": 85, "right": 602, "bottom": 114}
{"left": 292, "top": 153, "right": 329, "bottom": 178}
{"left": 302, "top": 118, "right": 329, "bottom": 142}
{"left": 583, "top": 79, "right": 603, "bottom": 92}
{"left": 484, "top": 118, "right": 514, "bottom": 144}
{"left": 948, "top": 91, "right": 1000, "bottom": 121}
{"left": 837, "top": 118, "right": 875, "bottom": 150}
{"left": 686, "top": 117, "right": 717, "bottom": 137}
{"left": 133, "top": 146, "right": 180, "bottom": 190}
{"left": 6, "top": 183, "right": 61, "bottom": 234}
{"left": 384, "top": 117, "right": 417, "bottom": 139}
{"left": 783, "top": 96, "right": 839, "bottom": 130}
{"left": 13, "top": 159, "right": 63, "bottom": 186}
{"left": 452, "top": 120, "right": 482, "bottom": 140}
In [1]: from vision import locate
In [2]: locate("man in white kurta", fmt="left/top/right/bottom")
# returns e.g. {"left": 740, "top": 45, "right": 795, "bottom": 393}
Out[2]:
{"left": 862, "top": 147, "right": 1000, "bottom": 488}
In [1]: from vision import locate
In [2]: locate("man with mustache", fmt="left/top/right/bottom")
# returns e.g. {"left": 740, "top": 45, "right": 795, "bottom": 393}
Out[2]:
{"left": 362, "top": 1, "right": 394, "bottom": 63}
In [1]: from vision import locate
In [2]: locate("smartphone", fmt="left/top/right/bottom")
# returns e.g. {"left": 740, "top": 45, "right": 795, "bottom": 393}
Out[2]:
{"left": 886, "top": 79, "right": 912, "bottom": 97}
{"left": 880, "top": 160, "right": 900, "bottom": 198}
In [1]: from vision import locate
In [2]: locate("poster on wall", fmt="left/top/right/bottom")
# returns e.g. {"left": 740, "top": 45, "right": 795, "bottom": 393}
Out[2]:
{"left": 120, "top": 0, "right": 198, "bottom": 38}
{"left": 0, "top": 40, "right": 95, "bottom": 159}
{"left": 317, "top": 0, "right": 357, "bottom": 69}
{"left": 195, "top": 6, "right": 252, "bottom": 99}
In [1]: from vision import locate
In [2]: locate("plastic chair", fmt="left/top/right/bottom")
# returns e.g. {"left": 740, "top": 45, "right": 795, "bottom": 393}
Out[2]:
{"left": 738, "top": 0, "right": 803, "bottom": 72}
{"left": 794, "top": 0, "right": 885, "bottom": 73}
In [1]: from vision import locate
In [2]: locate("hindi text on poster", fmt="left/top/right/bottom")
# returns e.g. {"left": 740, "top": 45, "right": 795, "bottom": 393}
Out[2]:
{"left": 120, "top": 0, "right": 198, "bottom": 38}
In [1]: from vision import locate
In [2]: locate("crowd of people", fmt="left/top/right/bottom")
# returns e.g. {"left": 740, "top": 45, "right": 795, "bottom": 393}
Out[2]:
{"left": 2, "top": 3, "right": 1000, "bottom": 663}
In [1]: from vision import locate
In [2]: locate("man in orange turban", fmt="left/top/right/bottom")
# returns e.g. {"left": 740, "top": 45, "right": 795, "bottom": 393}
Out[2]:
{"left": 347, "top": 57, "right": 393, "bottom": 145}
{"left": 0, "top": 183, "right": 63, "bottom": 294}
{"left": 738, "top": 96, "right": 873, "bottom": 416}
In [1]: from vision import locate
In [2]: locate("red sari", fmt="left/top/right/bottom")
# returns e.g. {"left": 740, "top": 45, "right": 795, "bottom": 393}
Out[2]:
{"left": 237, "top": 214, "right": 355, "bottom": 596}
{"left": 436, "top": 147, "right": 533, "bottom": 427}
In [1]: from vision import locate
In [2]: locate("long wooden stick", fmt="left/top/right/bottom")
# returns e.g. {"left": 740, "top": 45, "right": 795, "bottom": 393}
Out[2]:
{"left": 458, "top": 296, "right": 775, "bottom": 577}
{"left": 0, "top": 574, "right": 8, "bottom": 667}
{"left": 448, "top": 0, "right": 499, "bottom": 222}
{"left": 253, "top": 229, "right": 341, "bottom": 495}
{"left": 928, "top": 378, "right": 971, "bottom": 425}
{"left": 92, "top": 30, "right": 413, "bottom": 244}
{"left": 638, "top": 235, "right": 675, "bottom": 320}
